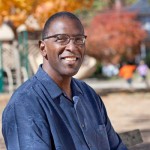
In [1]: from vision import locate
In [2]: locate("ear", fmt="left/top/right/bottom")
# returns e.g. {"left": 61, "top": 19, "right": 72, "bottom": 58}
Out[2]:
{"left": 39, "top": 40, "right": 47, "bottom": 57}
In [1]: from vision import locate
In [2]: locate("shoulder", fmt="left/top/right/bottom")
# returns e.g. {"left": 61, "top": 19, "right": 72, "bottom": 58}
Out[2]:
{"left": 3, "top": 76, "right": 39, "bottom": 115}
{"left": 72, "top": 78, "right": 102, "bottom": 101}
{"left": 73, "top": 78, "right": 96, "bottom": 92}
{"left": 10, "top": 76, "right": 37, "bottom": 100}
{"left": 2, "top": 76, "right": 48, "bottom": 129}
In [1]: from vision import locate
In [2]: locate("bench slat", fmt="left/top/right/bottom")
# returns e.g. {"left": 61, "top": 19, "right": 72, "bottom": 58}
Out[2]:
{"left": 119, "top": 129, "right": 143, "bottom": 148}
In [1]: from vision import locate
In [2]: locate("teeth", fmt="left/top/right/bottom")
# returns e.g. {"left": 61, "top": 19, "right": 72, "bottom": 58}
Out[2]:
{"left": 64, "top": 57, "right": 76, "bottom": 61}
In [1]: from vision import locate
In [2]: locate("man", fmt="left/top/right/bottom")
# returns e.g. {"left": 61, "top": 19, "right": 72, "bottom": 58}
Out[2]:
{"left": 2, "top": 11, "right": 127, "bottom": 150}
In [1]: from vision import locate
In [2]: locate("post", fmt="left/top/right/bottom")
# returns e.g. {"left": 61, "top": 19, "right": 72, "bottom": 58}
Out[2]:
{"left": 18, "top": 31, "right": 29, "bottom": 77}
{"left": 23, "top": 31, "right": 29, "bottom": 77}
{"left": 0, "top": 42, "right": 3, "bottom": 92}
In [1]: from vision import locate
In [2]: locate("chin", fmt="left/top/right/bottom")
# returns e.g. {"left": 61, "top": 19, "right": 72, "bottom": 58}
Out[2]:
{"left": 64, "top": 70, "right": 79, "bottom": 77}
{"left": 68, "top": 72, "right": 78, "bottom": 77}
{"left": 60, "top": 66, "right": 81, "bottom": 77}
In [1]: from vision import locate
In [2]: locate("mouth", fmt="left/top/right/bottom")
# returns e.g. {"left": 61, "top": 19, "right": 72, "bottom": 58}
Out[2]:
{"left": 60, "top": 56, "right": 80, "bottom": 66}
{"left": 61, "top": 56, "right": 79, "bottom": 61}
{"left": 63, "top": 57, "right": 78, "bottom": 61}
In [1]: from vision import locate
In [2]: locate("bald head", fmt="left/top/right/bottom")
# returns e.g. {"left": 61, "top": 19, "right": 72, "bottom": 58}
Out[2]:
{"left": 42, "top": 11, "right": 84, "bottom": 40}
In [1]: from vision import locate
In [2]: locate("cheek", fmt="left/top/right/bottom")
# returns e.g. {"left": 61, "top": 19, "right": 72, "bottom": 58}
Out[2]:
{"left": 80, "top": 46, "right": 86, "bottom": 55}
{"left": 47, "top": 51, "right": 55, "bottom": 60}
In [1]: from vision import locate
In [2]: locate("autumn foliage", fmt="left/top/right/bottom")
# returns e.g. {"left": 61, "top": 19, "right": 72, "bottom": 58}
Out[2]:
{"left": 0, "top": 0, "right": 93, "bottom": 29}
{"left": 86, "top": 10, "right": 147, "bottom": 63}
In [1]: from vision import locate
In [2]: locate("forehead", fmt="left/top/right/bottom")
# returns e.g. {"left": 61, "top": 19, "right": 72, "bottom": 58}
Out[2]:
{"left": 47, "top": 17, "right": 84, "bottom": 35}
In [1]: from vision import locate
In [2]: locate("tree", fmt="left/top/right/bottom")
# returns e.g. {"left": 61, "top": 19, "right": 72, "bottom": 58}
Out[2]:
{"left": 86, "top": 10, "right": 147, "bottom": 63}
{"left": 0, "top": 0, "right": 94, "bottom": 30}
{"left": 76, "top": 0, "right": 137, "bottom": 30}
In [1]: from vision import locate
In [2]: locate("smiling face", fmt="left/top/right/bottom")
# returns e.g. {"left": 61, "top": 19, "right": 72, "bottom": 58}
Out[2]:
{"left": 40, "top": 17, "right": 86, "bottom": 80}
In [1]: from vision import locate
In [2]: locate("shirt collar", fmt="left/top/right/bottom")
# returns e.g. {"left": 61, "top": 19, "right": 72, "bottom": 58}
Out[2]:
{"left": 71, "top": 78, "right": 83, "bottom": 96}
{"left": 35, "top": 65, "right": 83, "bottom": 99}
{"left": 35, "top": 65, "right": 62, "bottom": 99}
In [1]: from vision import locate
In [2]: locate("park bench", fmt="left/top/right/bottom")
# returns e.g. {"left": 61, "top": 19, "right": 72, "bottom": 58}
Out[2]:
{"left": 119, "top": 129, "right": 143, "bottom": 149}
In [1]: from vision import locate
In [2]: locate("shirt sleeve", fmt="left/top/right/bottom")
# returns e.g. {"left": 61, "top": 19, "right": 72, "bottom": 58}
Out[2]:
{"left": 2, "top": 101, "right": 52, "bottom": 150}
{"left": 98, "top": 96, "right": 128, "bottom": 150}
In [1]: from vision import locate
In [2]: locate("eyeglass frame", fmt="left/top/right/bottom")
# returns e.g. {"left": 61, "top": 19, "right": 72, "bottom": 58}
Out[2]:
{"left": 42, "top": 34, "right": 87, "bottom": 45}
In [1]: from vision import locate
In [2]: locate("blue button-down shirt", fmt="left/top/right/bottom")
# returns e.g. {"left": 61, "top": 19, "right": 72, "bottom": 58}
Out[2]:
{"left": 2, "top": 65, "right": 127, "bottom": 150}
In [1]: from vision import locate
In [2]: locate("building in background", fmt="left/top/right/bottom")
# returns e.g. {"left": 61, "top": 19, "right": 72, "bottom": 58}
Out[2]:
{"left": 126, "top": 0, "right": 150, "bottom": 66}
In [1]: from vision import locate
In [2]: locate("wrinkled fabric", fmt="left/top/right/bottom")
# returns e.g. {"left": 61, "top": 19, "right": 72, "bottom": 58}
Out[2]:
{"left": 2, "top": 65, "right": 128, "bottom": 150}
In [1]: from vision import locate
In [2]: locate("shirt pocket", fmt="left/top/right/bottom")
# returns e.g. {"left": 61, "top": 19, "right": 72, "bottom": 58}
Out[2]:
{"left": 96, "top": 124, "right": 110, "bottom": 150}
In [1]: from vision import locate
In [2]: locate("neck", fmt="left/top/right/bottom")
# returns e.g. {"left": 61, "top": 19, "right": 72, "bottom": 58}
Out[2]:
{"left": 42, "top": 64, "right": 72, "bottom": 99}
{"left": 55, "top": 76, "right": 73, "bottom": 100}
{"left": 61, "top": 80, "right": 72, "bottom": 99}
{"left": 51, "top": 74, "right": 73, "bottom": 99}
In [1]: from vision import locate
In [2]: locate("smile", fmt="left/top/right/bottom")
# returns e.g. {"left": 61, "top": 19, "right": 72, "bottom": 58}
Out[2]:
{"left": 64, "top": 57, "right": 77, "bottom": 61}
{"left": 61, "top": 55, "right": 79, "bottom": 61}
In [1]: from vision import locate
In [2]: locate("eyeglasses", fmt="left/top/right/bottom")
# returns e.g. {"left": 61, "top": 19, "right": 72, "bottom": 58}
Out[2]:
{"left": 43, "top": 34, "right": 87, "bottom": 45}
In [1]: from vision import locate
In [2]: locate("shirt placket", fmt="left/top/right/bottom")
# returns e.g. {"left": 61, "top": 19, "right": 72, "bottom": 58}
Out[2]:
{"left": 73, "top": 96, "right": 93, "bottom": 150}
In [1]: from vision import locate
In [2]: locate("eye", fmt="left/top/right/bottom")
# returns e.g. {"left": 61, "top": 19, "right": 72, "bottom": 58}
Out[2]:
{"left": 56, "top": 35, "right": 68, "bottom": 43}
{"left": 75, "top": 36, "right": 84, "bottom": 44}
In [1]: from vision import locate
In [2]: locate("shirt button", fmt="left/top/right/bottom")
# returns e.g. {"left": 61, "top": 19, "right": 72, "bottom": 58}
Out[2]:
{"left": 87, "top": 143, "right": 91, "bottom": 147}
{"left": 81, "top": 124, "right": 85, "bottom": 128}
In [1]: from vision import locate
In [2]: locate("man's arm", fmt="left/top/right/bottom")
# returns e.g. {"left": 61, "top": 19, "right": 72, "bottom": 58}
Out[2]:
{"left": 98, "top": 96, "right": 128, "bottom": 150}
{"left": 2, "top": 102, "right": 52, "bottom": 150}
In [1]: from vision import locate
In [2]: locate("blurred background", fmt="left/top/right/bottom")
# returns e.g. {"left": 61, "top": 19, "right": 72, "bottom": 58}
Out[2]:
{"left": 0, "top": 0, "right": 150, "bottom": 149}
